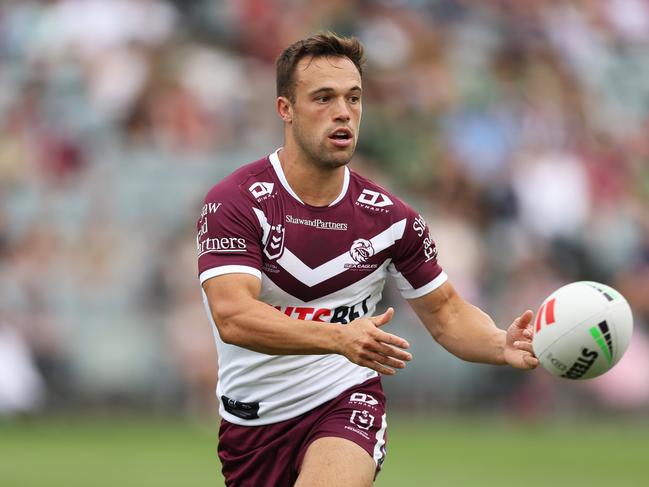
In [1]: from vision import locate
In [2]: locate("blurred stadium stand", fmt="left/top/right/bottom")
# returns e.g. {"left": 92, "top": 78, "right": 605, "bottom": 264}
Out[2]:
{"left": 1, "top": 0, "right": 648, "bottom": 418}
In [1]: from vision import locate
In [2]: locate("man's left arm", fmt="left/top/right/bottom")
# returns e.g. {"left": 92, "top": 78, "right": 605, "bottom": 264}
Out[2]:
{"left": 408, "top": 280, "right": 539, "bottom": 369}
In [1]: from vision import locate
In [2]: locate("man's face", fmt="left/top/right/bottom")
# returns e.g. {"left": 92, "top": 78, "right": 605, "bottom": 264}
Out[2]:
{"left": 286, "top": 55, "right": 362, "bottom": 169}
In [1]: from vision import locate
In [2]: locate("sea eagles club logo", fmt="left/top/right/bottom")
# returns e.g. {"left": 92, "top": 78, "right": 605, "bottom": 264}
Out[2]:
{"left": 349, "top": 239, "right": 374, "bottom": 263}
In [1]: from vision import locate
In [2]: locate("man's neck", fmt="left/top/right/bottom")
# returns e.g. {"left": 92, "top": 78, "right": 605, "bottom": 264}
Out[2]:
{"left": 277, "top": 146, "right": 346, "bottom": 207}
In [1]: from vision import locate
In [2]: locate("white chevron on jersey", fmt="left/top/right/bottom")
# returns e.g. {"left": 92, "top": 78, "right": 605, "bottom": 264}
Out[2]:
{"left": 198, "top": 152, "right": 446, "bottom": 425}
{"left": 252, "top": 208, "right": 407, "bottom": 288}
{"left": 259, "top": 259, "right": 392, "bottom": 308}
{"left": 252, "top": 207, "right": 272, "bottom": 244}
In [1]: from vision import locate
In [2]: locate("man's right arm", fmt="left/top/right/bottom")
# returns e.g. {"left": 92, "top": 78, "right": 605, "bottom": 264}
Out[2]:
{"left": 202, "top": 273, "right": 413, "bottom": 375}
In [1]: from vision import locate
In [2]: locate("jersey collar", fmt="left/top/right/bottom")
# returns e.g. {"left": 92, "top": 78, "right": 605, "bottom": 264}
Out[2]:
{"left": 269, "top": 148, "right": 350, "bottom": 207}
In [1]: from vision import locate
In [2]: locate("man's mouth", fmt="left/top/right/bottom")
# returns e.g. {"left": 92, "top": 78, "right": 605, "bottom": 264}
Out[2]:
{"left": 328, "top": 128, "right": 353, "bottom": 147}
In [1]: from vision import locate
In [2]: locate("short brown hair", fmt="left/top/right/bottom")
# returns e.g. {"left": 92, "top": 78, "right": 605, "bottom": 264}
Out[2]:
{"left": 276, "top": 32, "right": 366, "bottom": 102}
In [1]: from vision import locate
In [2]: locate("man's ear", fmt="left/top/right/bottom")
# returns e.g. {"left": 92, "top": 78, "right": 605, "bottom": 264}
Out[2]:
{"left": 277, "top": 96, "right": 293, "bottom": 123}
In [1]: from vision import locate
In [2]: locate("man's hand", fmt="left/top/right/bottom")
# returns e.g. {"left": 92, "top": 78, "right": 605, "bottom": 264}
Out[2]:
{"left": 337, "top": 307, "right": 412, "bottom": 375}
{"left": 504, "top": 310, "right": 540, "bottom": 369}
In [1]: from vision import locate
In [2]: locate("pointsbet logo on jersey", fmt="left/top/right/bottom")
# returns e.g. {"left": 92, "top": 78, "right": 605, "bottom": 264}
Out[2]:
{"left": 274, "top": 295, "right": 371, "bottom": 325}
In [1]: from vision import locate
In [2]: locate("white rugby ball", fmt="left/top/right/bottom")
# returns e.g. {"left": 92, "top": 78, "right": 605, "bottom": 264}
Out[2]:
{"left": 532, "top": 281, "right": 633, "bottom": 380}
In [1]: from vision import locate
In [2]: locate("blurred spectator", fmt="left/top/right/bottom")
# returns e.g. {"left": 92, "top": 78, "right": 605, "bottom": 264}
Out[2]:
{"left": 1, "top": 0, "right": 648, "bottom": 415}
{"left": 0, "top": 322, "right": 45, "bottom": 415}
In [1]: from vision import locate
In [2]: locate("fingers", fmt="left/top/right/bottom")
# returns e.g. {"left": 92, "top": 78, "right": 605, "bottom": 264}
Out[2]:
{"left": 513, "top": 340, "right": 534, "bottom": 354}
{"left": 516, "top": 310, "right": 534, "bottom": 329}
{"left": 522, "top": 354, "right": 540, "bottom": 368}
{"left": 374, "top": 328, "right": 410, "bottom": 350}
{"left": 371, "top": 307, "right": 394, "bottom": 328}
{"left": 363, "top": 307, "right": 409, "bottom": 348}
{"left": 354, "top": 336, "right": 412, "bottom": 375}
{"left": 344, "top": 309, "right": 411, "bottom": 374}
{"left": 374, "top": 341, "right": 412, "bottom": 363}
{"left": 507, "top": 348, "right": 539, "bottom": 370}
{"left": 508, "top": 313, "right": 539, "bottom": 369}
{"left": 360, "top": 359, "right": 397, "bottom": 376}
{"left": 360, "top": 351, "right": 408, "bottom": 375}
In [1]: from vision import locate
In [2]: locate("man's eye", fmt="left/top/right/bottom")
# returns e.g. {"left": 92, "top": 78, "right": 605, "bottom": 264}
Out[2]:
{"left": 349, "top": 96, "right": 360, "bottom": 103}
{"left": 317, "top": 96, "right": 329, "bottom": 103}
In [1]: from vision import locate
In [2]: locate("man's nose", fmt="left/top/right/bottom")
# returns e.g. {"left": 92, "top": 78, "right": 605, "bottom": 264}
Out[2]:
{"left": 332, "top": 98, "right": 351, "bottom": 122}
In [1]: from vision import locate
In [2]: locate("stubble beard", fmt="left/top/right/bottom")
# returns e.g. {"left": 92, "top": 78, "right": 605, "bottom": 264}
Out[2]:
{"left": 291, "top": 118, "right": 355, "bottom": 170}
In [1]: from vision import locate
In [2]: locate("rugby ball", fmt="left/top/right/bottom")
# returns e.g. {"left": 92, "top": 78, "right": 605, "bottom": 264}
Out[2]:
{"left": 532, "top": 281, "right": 633, "bottom": 380}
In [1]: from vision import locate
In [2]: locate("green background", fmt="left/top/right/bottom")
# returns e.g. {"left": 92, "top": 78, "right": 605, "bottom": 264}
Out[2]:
{"left": 1, "top": 415, "right": 647, "bottom": 486}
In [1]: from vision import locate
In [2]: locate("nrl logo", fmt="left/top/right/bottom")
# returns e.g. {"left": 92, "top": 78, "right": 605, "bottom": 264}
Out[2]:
{"left": 349, "top": 238, "right": 374, "bottom": 263}
{"left": 264, "top": 224, "right": 285, "bottom": 260}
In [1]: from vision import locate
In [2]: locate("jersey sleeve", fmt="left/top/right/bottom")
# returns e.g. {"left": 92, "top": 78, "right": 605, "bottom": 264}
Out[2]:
{"left": 196, "top": 186, "right": 263, "bottom": 285}
{"left": 389, "top": 206, "right": 447, "bottom": 299}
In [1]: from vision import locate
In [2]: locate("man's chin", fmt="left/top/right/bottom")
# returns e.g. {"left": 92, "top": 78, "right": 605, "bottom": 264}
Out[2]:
{"left": 324, "top": 147, "right": 355, "bottom": 168}
{"left": 323, "top": 156, "right": 352, "bottom": 169}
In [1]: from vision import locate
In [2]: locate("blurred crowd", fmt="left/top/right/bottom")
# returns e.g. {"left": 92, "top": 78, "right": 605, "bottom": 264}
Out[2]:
{"left": 1, "top": 0, "right": 648, "bottom": 417}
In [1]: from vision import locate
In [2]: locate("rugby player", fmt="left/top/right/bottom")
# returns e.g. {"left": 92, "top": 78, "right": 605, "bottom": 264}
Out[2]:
{"left": 197, "top": 32, "right": 539, "bottom": 487}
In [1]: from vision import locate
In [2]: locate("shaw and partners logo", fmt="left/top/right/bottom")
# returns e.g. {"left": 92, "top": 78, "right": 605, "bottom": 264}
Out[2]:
{"left": 285, "top": 215, "right": 347, "bottom": 231}
{"left": 196, "top": 202, "right": 222, "bottom": 242}
{"left": 197, "top": 236, "right": 247, "bottom": 257}
{"left": 196, "top": 202, "right": 248, "bottom": 257}
{"left": 355, "top": 189, "right": 393, "bottom": 212}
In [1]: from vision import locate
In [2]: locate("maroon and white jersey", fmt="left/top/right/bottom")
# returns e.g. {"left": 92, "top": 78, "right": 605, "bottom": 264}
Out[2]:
{"left": 197, "top": 149, "right": 447, "bottom": 425}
